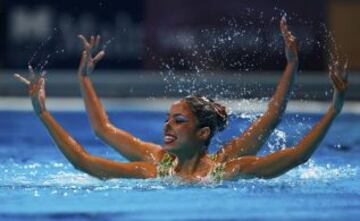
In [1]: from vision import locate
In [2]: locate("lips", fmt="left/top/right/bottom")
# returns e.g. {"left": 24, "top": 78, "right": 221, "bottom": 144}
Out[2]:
{"left": 164, "top": 133, "right": 177, "bottom": 144}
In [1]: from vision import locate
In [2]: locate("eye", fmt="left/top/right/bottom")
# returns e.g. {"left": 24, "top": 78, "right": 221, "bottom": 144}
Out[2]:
{"left": 175, "top": 116, "right": 188, "bottom": 123}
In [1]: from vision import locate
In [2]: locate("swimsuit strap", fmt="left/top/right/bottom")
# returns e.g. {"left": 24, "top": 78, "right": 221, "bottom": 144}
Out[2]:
{"left": 208, "top": 154, "right": 225, "bottom": 182}
{"left": 209, "top": 162, "right": 225, "bottom": 182}
{"left": 157, "top": 152, "right": 177, "bottom": 177}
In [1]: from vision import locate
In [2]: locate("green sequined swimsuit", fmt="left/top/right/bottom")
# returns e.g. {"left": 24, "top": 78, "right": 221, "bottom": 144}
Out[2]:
{"left": 157, "top": 152, "right": 177, "bottom": 177}
{"left": 157, "top": 153, "right": 225, "bottom": 181}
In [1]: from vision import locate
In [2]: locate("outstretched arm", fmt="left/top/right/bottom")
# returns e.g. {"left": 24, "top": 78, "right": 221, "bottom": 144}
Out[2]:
{"left": 40, "top": 111, "right": 157, "bottom": 179}
{"left": 216, "top": 17, "right": 299, "bottom": 162}
{"left": 14, "top": 67, "right": 157, "bottom": 179}
{"left": 77, "top": 35, "right": 164, "bottom": 162}
{"left": 223, "top": 62, "right": 348, "bottom": 179}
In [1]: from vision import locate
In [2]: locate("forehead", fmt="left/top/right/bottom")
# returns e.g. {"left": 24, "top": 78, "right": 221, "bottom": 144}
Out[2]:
{"left": 169, "top": 100, "right": 193, "bottom": 116}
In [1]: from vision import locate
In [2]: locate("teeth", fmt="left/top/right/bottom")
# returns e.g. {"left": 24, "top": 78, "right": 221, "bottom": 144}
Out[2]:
{"left": 164, "top": 135, "right": 176, "bottom": 143}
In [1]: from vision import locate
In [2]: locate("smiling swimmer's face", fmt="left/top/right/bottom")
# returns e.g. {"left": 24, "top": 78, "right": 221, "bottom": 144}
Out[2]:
{"left": 163, "top": 100, "right": 203, "bottom": 153}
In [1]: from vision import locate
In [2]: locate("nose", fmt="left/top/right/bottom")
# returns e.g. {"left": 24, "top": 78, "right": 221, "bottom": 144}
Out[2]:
{"left": 163, "top": 119, "right": 172, "bottom": 131}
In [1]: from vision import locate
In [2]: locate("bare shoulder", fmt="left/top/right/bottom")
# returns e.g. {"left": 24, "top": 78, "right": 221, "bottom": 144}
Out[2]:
{"left": 134, "top": 141, "right": 167, "bottom": 162}
{"left": 148, "top": 147, "right": 167, "bottom": 163}
{"left": 154, "top": 148, "right": 181, "bottom": 164}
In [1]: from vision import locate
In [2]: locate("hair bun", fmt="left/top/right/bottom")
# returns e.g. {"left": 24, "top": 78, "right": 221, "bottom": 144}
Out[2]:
{"left": 211, "top": 102, "right": 228, "bottom": 131}
{"left": 183, "top": 95, "right": 229, "bottom": 146}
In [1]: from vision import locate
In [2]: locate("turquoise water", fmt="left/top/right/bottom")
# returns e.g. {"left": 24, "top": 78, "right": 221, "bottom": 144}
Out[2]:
{"left": 0, "top": 111, "right": 359, "bottom": 220}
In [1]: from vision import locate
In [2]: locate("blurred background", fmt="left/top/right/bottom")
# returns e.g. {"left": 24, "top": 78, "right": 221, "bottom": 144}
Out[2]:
{"left": 0, "top": 0, "right": 359, "bottom": 101}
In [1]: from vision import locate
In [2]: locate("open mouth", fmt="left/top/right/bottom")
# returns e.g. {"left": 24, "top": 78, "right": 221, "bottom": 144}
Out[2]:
{"left": 164, "top": 133, "right": 177, "bottom": 144}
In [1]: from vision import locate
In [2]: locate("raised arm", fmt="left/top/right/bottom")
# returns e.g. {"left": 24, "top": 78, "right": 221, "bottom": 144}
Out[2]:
{"left": 223, "top": 61, "right": 348, "bottom": 180}
{"left": 14, "top": 68, "right": 157, "bottom": 179}
{"left": 77, "top": 35, "right": 164, "bottom": 162}
{"left": 216, "top": 17, "right": 299, "bottom": 162}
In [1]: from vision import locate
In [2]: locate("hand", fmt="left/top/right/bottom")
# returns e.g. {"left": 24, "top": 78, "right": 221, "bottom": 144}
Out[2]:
{"left": 14, "top": 65, "right": 47, "bottom": 115}
{"left": 280, "top": 16, "right": 298, "bottom": 63}
{"left": 78, "top": 35, "right": 105, "bottom": 76}
{"left": 329, "top": 60, "right": 348, "bottom": 114}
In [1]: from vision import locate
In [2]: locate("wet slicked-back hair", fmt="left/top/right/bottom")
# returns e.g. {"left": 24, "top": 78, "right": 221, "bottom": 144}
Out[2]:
{"left": 183, "top": 95, "right": 228, "bottom": 146}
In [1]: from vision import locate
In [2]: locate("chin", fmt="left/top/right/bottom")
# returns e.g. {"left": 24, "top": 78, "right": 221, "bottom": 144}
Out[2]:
{"left": 163, "top": 143, "right": 181, "bottom": 152}
{"left": 163, "top": 143, "right": 175, "bottom": 150}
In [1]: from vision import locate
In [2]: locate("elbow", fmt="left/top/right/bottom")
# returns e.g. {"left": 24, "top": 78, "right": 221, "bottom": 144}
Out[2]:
{"left": 72, "top": 154, "right": 92, "bottom": 174}
{"left": 93, "top": 122, "right": 113, "bottom": 139}
{"left": 87, "top": 115, "right": 112, "bottom": 139}
{"left": 73, "top": 164, "right": 100, "bottom": 178}
{"left": 93, "top": 126, "right": 104, "bottom": 138}
{"left": 294, "top": 145, "right": 312, "bottom": 165}
{"left": 298, "top": 154, "right": 310, "bottom": 165}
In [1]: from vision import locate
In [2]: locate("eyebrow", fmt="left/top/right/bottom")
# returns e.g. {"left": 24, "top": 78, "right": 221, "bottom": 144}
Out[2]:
{"left": 166, "top": 113, "right": 186, "bottom": 117}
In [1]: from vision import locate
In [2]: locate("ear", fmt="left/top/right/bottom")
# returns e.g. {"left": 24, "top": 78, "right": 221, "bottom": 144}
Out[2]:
{"left": 197, "top": 126, "right": 211, "bottom": 141}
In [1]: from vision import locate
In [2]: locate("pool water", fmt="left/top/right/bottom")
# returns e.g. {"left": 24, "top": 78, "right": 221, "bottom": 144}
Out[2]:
{"left": 0, "top": 111, "right": 359, "bottom": 220}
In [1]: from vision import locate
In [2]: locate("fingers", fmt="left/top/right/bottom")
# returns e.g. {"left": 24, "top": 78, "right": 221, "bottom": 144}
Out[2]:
{"left": 340, "top": 60, "right": 349, "bottom": 81}
{"left": 94, "top": 35, "right": 101, "bottom": 49}
{"left": 39, "top": 77, "right": 46, "bottom": 91}
{"left": 289, "top": 33, "right": 295, "bottom": 42}
{"left": 14, "top": 68, "right": 48, "bottom": 87}
{"left": 78, "top": 34, "right": 102, "bottom": 51}
{"left": 78, "top": 34, "right": 90, "bottom": 50}
{"left": 90, "top": 36, "right": 95, "bottom": 48}
{"left": 329, "top": 59, "right": 349, "bottom": 82}
{"left": 41, "top": 70, "right": 47, "bottom": 78}
{"left": 14, "top": 73, "right": 30, "bottom": 85}
{"left": 89, "top": 35, "right": 101, "bottom": 50}
{"left": 28, "top": 65, "right": 35, "bottom": 79}
{"left": 37, "top": 71, "right": 47, "bottom": 92}
{"left": 93, "top": 50, "right": 105, "bottom": 64}
{"left": 280, "top": 16, "right": 288, "bottom": 35}
{"left": 331, "top": 77, "right": 346, "bottom": 91}
{"left": 329, "top": 61, "right": 339, "bottom": 78}
{"left": 31, "top": 73, "right": 46, "bottom": 95}
{"left": 329, "top": 71, "right": 347, "bottom": 91}
{"left": 81, "top": 49, "right": 88, "bottom": 61}
{"left": 78, "top": 50, "right": 88, "bottom": 72}
{"left": 280, "top": 16, "right": 290, "bottom": 38}
{"left": 280, "top": 16, "right": 296, "bottom": 47}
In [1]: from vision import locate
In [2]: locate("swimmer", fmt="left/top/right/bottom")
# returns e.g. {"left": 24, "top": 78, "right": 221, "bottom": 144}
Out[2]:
{"left": 14, "top": 18, "right": 348, "bottom": 181}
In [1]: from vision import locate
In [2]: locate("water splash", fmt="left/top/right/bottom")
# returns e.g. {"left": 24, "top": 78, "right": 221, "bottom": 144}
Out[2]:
{"left": 102, "top": 37, "right": 116, "bottom": 51}
{"left": 156, "top": 8, "right": 330, "bottom": 103}
{"left": 1, "top": 157, "right": 357, "bottom": 193}
{"left": 27, "top": 27, "right": 66, "bottom": 73}
{"left": 267, "top": 128, "right": 287, "bottom": 152}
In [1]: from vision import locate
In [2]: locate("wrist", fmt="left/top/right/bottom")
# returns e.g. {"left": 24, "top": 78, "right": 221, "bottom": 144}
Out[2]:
{"left": 36, "top": 107, "right": 47, "bottom": 115}
{"left": 31, "top": 101, "right": 47, "bottom": 116}
{"left": 38, "top": 108, "right": 48, "bottom": 115}
{"left": 78, "top": 70, "right": 88, "bottom": 77}
{"left": 78, "top": 74, "right": 90, "bottom": 82}
{"left": 35, "top": 109, "right": 48, "bottom": 118}
{"left": 328, "top": 105, "right": 341, "bottom": 117}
